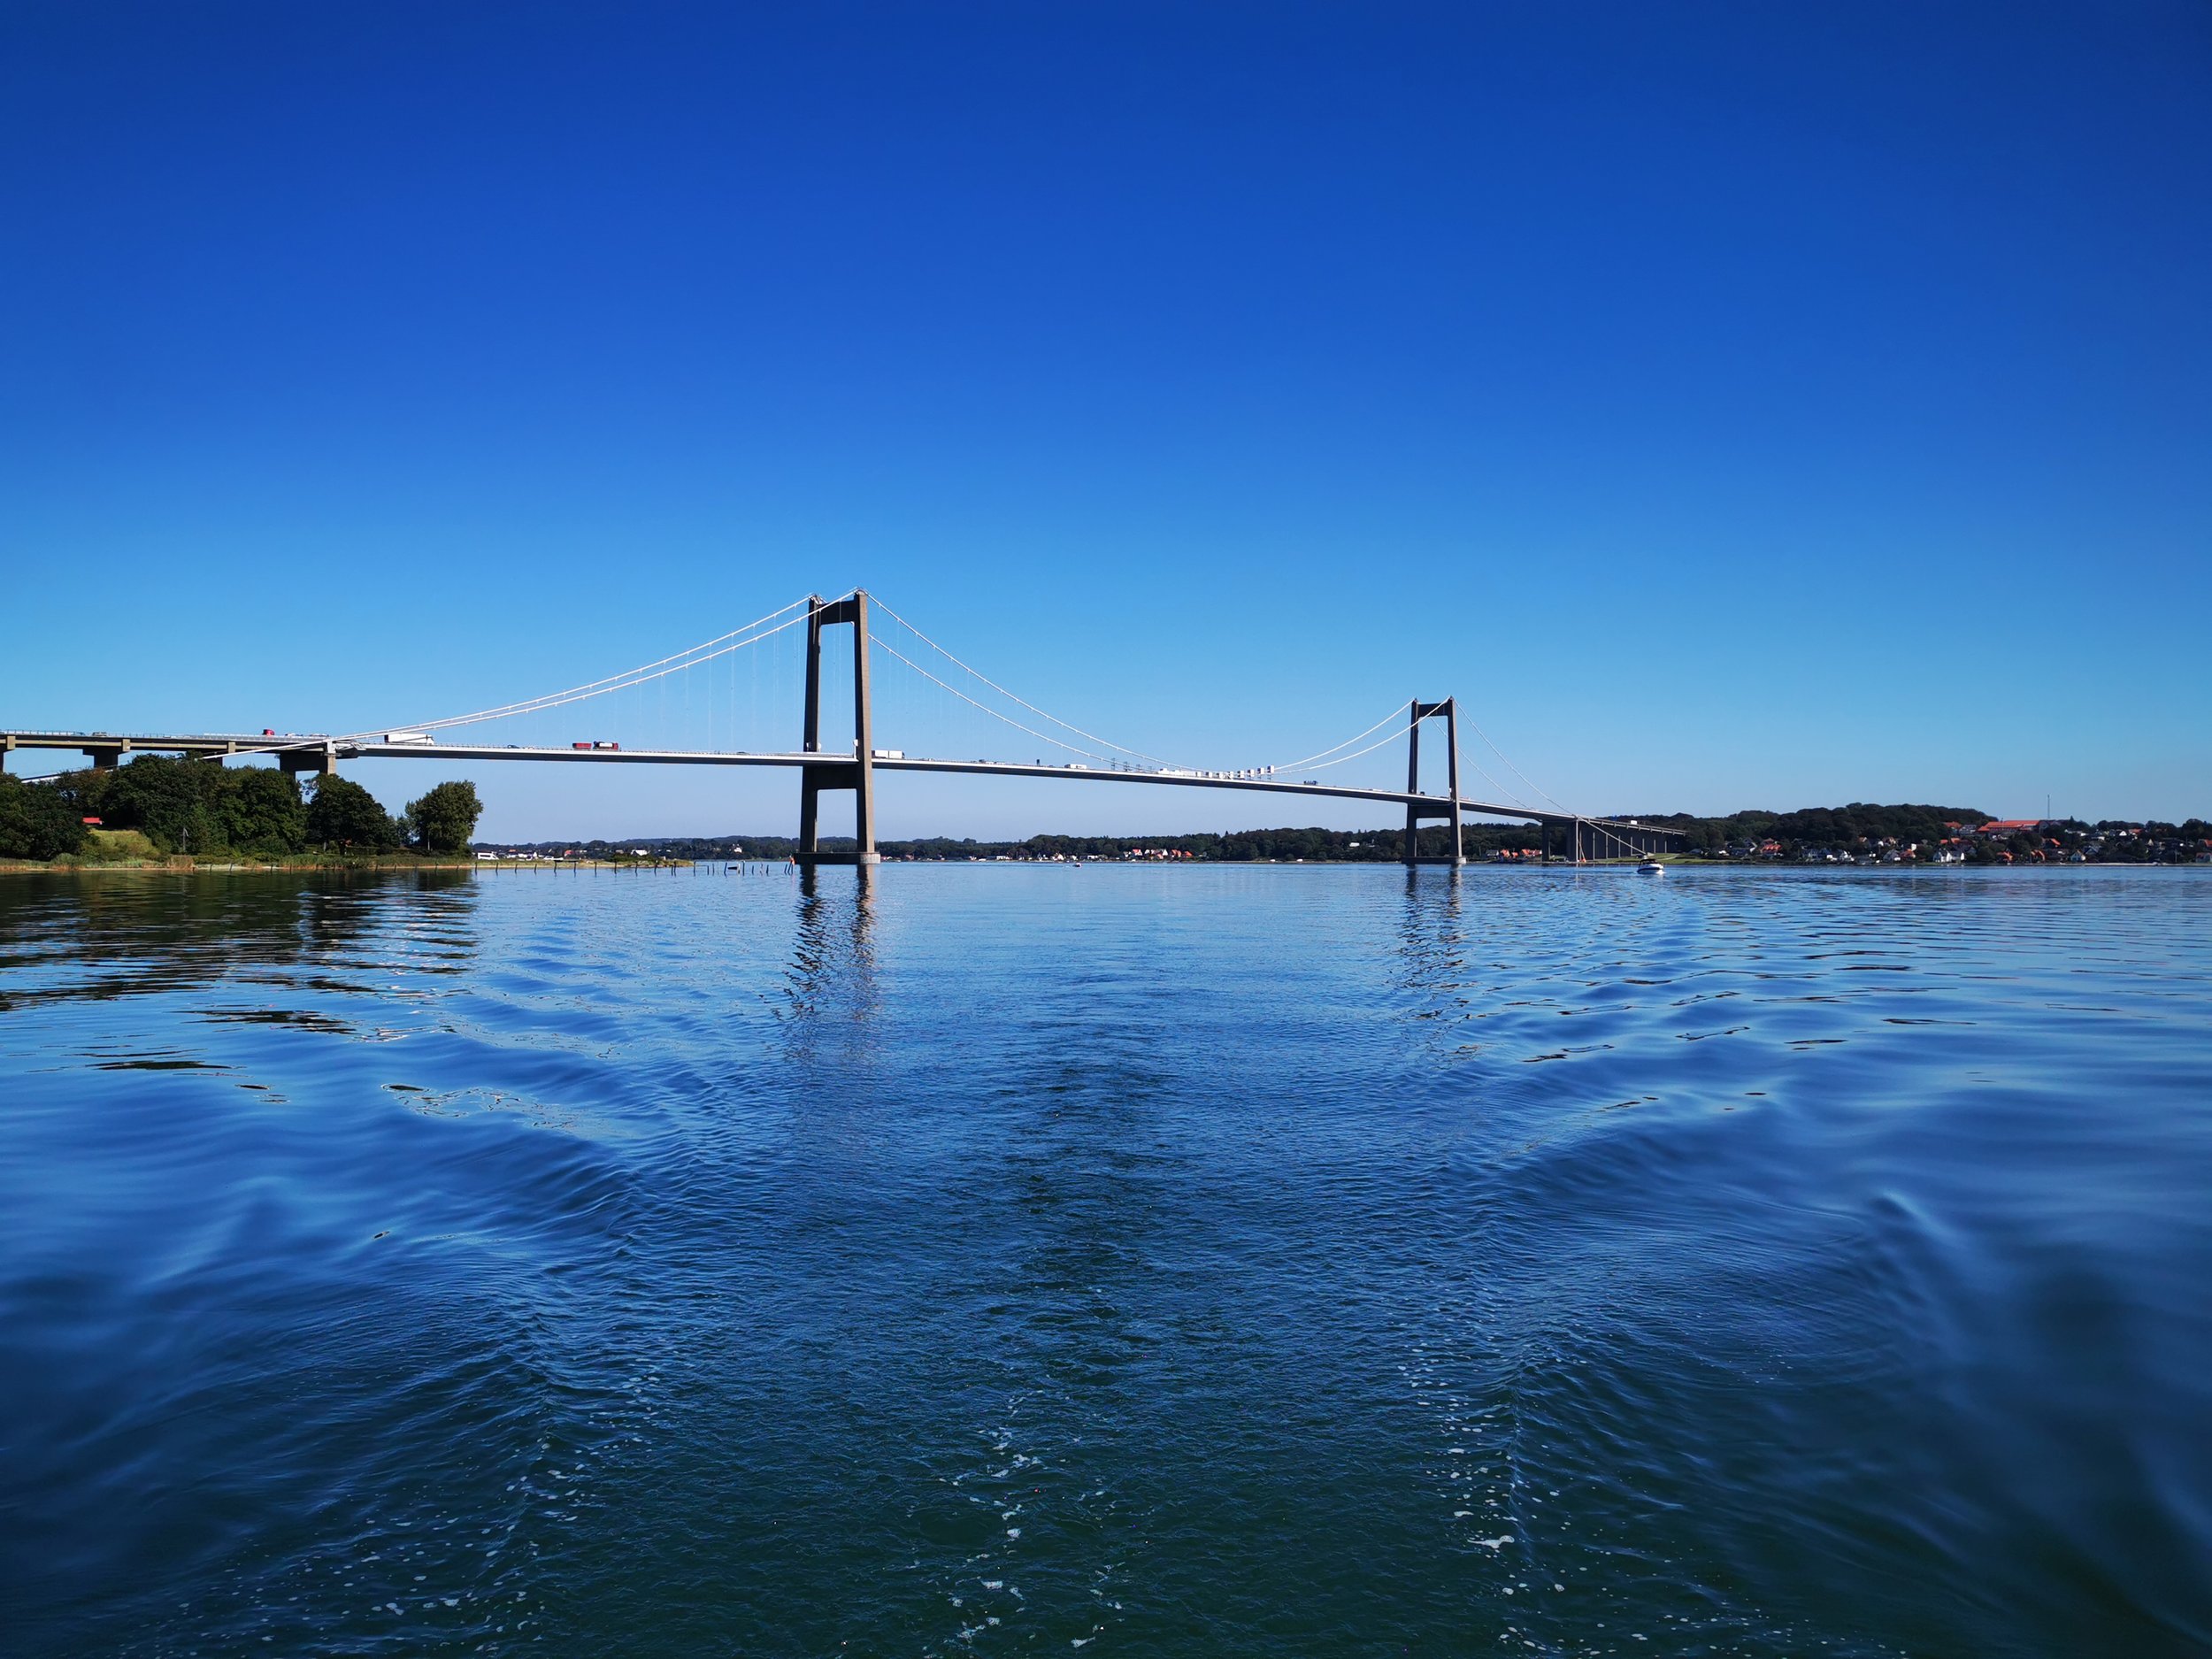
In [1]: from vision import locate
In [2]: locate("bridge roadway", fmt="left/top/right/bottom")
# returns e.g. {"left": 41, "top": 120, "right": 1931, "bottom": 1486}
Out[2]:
{"left": 0, "top": 730, "right": 1677, "bottom": 844}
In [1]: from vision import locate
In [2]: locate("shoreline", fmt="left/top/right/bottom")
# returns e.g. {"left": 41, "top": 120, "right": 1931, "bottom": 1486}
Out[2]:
{"left": 0, "top": 857, "right": 686, "bottom": 875}
{"left": 3, "top": 856, "right": 2203, "bottom": 877}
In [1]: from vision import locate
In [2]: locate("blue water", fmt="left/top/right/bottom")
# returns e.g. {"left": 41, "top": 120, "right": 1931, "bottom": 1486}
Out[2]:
{"left": 1, "top": 865, "right": 2208, "bottom": 1656}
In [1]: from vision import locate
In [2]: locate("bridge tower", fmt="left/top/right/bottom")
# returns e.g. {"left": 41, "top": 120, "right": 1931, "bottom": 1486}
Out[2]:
{"left": 1402, "top": 699, "right": 1463, "bottom": 866}
{"left": 795, "top": 590, "right": 880, "bottom": 866}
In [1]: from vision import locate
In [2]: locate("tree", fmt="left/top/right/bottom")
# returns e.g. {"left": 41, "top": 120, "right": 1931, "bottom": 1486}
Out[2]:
{"left": 305, "top": 775, "right": 401, "bottom": 849}
{"left": 99, "top": 754, "right": 224, "bottom": 854}
{"left": 405, "top": 780, "right": 483, "bottom": 854}
{"left": 220, "top": 767, "right": 307, "bottom": 855}
{"left": 0, "top": 774, "right": 89, "bottom": 860}
{"left": 46, "top": 767, "right": 108, "bottom": 824}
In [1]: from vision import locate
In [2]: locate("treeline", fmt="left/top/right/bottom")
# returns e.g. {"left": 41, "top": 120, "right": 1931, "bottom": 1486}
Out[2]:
{"left": 495, "top": 824, "right": 1548, "bottom": 863}
{"left": 24, "top": 784, "right": 2200, "bottom": 868}
{"left": 503, "top": 807, "right": 2212, "bottom": 867}
{"left": 886, "top": 824, "right": 1545, "bottom": 861}
{"left": 1631, "top": 803, "right": 2210, "bottom": 862}
{"left": 0, "top": 757, "right": 483, "bottom": 861}
{"left": 1633, "top": 803, "right": 1987, "bottom": 856}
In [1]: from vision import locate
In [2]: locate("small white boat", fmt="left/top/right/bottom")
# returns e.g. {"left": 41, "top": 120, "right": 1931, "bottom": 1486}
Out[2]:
{"left": 1638, "top": 859, "right": 1665, "bottom": 875}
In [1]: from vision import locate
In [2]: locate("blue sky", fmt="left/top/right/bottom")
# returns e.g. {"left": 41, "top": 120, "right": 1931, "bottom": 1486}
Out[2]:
{"left": 3, "top": 2, "right": 2206, "bottom": 840}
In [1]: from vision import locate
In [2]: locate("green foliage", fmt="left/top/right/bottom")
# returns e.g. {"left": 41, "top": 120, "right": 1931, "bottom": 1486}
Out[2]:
{"left": 1643, "top": 803, "right": 1990, "bottom": 857}
{"left": 78, "top": 827, "right": 161, "bottom": 863}
{"left": 305, "top": 775, "right": 403, "bottom": 849}
{"left": 98, "top": 755, "right": 227, "bottom": 854}
{"left": 46, "top": 767, "right": 109, "bottom": 823}
{"left": 405, "top": 780, "right": 483, "bottom": 854}
{"left": 219, "top": 767, "right": 307, "bottom": 854}
{"left": 0, "top": 762, "right": 477, "bottom": 859}
{"left": 0, "top": 774, "right": 90, "bottom": 860}
{"left": 510, "top": 824, "right": 1550, "bottom": 863}
{"left": 70, "top": 755, "right": 307, "bottom": 856}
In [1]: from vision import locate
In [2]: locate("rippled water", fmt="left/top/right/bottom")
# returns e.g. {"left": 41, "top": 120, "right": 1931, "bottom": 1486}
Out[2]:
{"left": 1, "top": 865, "right": 2208, "bottom": 1656}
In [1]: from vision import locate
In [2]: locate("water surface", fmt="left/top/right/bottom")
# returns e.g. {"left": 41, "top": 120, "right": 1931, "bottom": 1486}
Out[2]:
{"left": 1, "top": 865, "right": 2207, "bottom": 1655}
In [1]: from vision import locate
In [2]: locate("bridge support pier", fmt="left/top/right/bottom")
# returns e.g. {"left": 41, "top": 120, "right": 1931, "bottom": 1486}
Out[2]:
{"left": 1402, "top": 699, "right": 1463, "bottom": 867}
{"left": 795, "top": 591, "right": 879, "bottom": 867}
{"left": 280, "top": 742, "right": 336, "bottom": 779}
{"left": 1540, "top": 818, "right": 1597, "bottom": 864}
{"left": 83, "top": 741, "right": 126, "bottom": 772}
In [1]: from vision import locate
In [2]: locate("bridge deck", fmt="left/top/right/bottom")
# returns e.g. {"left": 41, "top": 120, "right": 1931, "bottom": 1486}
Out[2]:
{"left": 0, "top": 732, "right": 1678, "bottom": 839}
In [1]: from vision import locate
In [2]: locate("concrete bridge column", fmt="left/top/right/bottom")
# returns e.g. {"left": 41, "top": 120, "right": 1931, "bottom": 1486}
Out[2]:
{"left": 1402, "top": 699, "right": 1464, "bottom": 867}
{"left": 1444, "top": 697, "right": 1463, "bottom": 867}
{"left": 1402, "top": 704, "right": 1423, "bottom": 864}
{"left": 795, "top": 590, "right": 879, "bottom": 867}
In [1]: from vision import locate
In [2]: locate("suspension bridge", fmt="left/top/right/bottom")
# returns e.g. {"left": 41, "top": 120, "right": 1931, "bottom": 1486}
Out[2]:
{"left": 1, "top": 591, "right": 1678, "bottom": 865}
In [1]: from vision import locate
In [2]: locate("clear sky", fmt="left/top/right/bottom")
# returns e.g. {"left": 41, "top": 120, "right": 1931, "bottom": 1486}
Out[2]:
{"left": 3, "top": 3, "right": 2206, "bottom": 841}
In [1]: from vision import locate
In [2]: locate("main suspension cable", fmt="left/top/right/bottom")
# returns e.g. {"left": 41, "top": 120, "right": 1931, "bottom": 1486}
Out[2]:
{"left": 1461, "top": 705, "right": 1575, "bottom": 817}
{"left": 870, "top": 597, "right": 1179, "bottom": 769}
{"left": 1295, "top": 721, "right": 1430, "bottom": 774}
{"left": 1257, "top": 701, "right": 1413, "bottom": 775}
{"left": 390, "top": 600, "right": 817, "bottom": 736}
{"left": 870, "top": 637, "right": 1120, "bottom": 764}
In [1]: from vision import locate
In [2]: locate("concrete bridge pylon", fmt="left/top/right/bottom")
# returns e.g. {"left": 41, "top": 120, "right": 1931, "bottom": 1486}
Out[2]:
{"left": 794, "top": 590, "right": 880, "bottom": 866}
{"left": 1402, "top": 698, "right": 1463, "bottom": 867}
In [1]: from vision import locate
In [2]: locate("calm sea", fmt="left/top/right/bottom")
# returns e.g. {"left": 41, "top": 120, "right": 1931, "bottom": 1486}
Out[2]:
{"left": 1, "top": 865, "right": 2207, "bottom": 1657}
